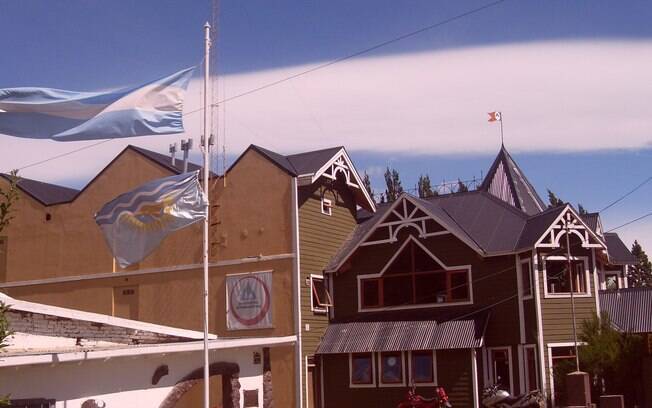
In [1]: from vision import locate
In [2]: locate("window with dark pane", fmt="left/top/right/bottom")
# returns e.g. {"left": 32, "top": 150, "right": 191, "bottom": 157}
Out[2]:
{"left": 411, "top": 351, "right": 434, "bottom": 383}
{"left": 380, "top": 352, "right": 403, "bottom": 384}
{"left": 351, "top": 353, "right": 373, "bottom": 385}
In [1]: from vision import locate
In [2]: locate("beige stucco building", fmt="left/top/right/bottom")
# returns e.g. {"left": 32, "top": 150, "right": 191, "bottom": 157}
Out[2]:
{"left": 0, "top": 143, "right": 374, "bottom": 408}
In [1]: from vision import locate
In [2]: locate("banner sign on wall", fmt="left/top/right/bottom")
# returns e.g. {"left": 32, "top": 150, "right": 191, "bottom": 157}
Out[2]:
{"left": 226, "top": 271, "right": 273, "bottom": 330}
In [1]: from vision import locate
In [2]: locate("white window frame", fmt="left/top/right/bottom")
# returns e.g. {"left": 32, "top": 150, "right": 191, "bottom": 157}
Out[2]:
{"left": 487, "top": 346, "right": 514, "bottom": 395}
{"left": 407, "top": 350, "right": 438, "bottom": 386}
{"left": 321, "top": 197, "right": 332, "bottom": 216}
{"left": 377, "top": 351, "right": 406, "bottom": 387}
{"left": 520, "top": 258, "right": 533, "bottom": 300}
{"left": 542, "top": 255, "right": 592, "bottom": 298}
{"left": 357, "top": 235, "right": 473, "bottom": 312}
{"left": 601, "top": 269, "right": 623, "bottom": 290}
{"left": 523, "top": 344, "right": 539, "bottom": 392}
{"left": 349, "top": 352, "right": 376, "bottom": 388}
{"left": 310, "top": 274, "right": 331, "bottom": 314}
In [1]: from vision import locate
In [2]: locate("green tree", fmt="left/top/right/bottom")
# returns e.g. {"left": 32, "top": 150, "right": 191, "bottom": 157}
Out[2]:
{"left": 577, "top": 203, "right": 588, "bottom": 215}
{"left": 383, "top": 167, "right": 403, "bottom": 202}
{"left": 629, "top": 240, "right": 652, "bottom": 287}
{"left": 362, "top": 171, "right": 375, "bottom": 203}
{"left": 547, "top": 189, "right": 563, "bottom": 207}
{"left": 417, "top": 174, "right": 435, "bottom": 198}
{"left": 0, "top": 170, "right": 19, "bottom": 407}
{"left": 577, "top": 312, "right": 646, "bottom": 405}
{"left": 456, "top": 179, "right": 469, "bottom": 193}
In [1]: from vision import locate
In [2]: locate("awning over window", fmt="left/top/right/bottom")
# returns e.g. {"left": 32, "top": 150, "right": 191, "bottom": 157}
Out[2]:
{"left": 316, "top": 315, "right": 488, "bottom": 354}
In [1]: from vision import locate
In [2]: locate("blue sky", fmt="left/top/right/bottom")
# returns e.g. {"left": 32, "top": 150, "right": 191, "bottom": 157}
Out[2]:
{"left": 1, "top": 0, "right": 651, "bottom": 249}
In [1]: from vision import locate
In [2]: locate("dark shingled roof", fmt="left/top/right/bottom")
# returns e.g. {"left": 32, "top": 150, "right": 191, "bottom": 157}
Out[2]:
{"left": 479, "top": 146, "right": 546, "bottom": 216}
{"left": 316, "top": 316, "right": 488, "bottom": 354}
{"left": 580, "top": 212, "right": 600, "bottom": 233}
{"left": 286, "top": 146, "right": 343, "bottom": 175}
{"left": 515, "top": 206, "right": 566, "bottom": 250}
{"left": 1, "top": 173, "right": 79, "bottom": 206}
{"left": 248, "top": 145, "right": 343, "bottom": 176}
{"left": 604, "top": 233, "right": 637, "bottom": 265}
{"left": 600, "top": 288, "right": 652, "bottom": 333}
{"left": 427, "top": 191, "right": 528, "bottom": 254}
{"left": 130, "top": 145, "right": 203, "bottom": 174}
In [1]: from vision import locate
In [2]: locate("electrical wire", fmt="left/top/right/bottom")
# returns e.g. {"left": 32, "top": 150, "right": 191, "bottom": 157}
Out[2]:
{"left": 606, "top": 211, "right": 652, "bottom": 233}
{"left": 599, "top": 176, "right": 652, "bottom": 213}
{"left": 15, "top": 139, "right": 113, "bottom": 172}
{"left": 180, "top": 0, "right": 509, "bottom": 117}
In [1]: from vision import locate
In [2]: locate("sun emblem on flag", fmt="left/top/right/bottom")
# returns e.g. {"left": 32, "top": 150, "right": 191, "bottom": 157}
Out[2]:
{"left": 119, "top": 194, "right": 177, "bottom": 231}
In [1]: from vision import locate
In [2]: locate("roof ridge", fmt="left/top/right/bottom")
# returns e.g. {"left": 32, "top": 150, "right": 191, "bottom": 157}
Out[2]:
{"left": 285, "top": 145, "right": 343, "bottom": 158}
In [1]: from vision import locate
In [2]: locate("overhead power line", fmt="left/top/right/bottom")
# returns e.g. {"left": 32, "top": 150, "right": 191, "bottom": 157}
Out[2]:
{"left": 15, "top": 139, "right": 112, "bottom": 172}
{"left": 6, "top": 0, "right": 508, "bottom": 173}
{"left": 599, "top": 175, "right": 652, "bottom": 213}
{"left": 606, "top": 211, "right": 652, "bottom": 233}
{"left": 180, "top": 0, "right": 509, "bottom": 116}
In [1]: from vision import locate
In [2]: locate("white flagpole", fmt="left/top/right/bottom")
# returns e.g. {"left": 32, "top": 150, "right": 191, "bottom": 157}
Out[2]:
{"left": 202, "top": 21, "right": 212, "bottom": 408}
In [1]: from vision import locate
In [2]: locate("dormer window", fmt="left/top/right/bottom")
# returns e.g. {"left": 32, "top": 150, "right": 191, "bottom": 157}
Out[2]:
{"left": 321, "top": 197, "right": 332, "bottom": 216}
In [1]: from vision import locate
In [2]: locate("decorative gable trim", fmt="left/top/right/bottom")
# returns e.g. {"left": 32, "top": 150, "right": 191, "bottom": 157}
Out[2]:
{"left": 360, "top": 198, "right": 450, "bottom": 247}
{"left": 327, "top": 194, "right": 483, "bottom": 274}
{"left": 298, "top": 148, "right": 376, "bottom": 212}
{"left": 535, "top": 205, "right": 606, "bottom": 249}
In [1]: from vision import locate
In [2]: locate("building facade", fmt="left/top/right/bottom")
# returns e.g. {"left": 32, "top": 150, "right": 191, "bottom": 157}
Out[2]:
{"left": 316, "top": 146, "right": 635, "bottom": 407}
{"left": 0, "top": 143, "right": 372, "bottom": 408}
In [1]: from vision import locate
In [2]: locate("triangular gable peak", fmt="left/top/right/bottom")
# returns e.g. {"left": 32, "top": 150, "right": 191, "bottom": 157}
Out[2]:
{"left": 297, "top": 148, "right": 376, "bottom": 212}
{"left": 480, "top": 146, "right": 545, "bottom": 216}
{"left": 360, "top": 195, "right": 451, "bottom": 247}
{"left": 535, "top": 205, "right": 606, "bottom": 249}
{"left": 327, "top": 194, "right": 485, "bottom": 274}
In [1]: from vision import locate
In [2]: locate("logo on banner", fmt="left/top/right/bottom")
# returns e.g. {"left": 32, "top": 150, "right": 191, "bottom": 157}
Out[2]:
{"left": 229, "top": 275, "right": 271, "bottom": 327}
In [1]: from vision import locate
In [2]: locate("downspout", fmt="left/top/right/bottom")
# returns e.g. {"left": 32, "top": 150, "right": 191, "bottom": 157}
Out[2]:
{"left": 291, "top": 177, "right": 304, "bottom": 408}
{"left": 532, "top": 249, "right": 547, "bottom": 396}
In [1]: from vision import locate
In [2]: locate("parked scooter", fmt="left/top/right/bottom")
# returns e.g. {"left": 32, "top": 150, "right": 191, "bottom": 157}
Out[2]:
{"left": 397, "top": 383, "right": 452, "bottom": 408}
{"left": 481, "top": 384, "right": 544, "bottom": 408}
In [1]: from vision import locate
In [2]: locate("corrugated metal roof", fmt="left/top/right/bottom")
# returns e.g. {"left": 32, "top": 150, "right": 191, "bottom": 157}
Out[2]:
{"left": 600, "top": 288, "right": 652, "bottom": 333}
{"left": 316, "top": 316, "right": 487, "bottom": 354}
{"left": 604, "top": 233, "right": 637, "bottom": 265}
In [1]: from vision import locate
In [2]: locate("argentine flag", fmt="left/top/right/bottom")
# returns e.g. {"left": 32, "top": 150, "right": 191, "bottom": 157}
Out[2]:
{"left": 0, "top": 67, "right": 194, "bottom": 141}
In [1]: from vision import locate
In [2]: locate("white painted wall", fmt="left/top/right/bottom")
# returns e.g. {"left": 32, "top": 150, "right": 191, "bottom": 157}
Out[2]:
{"left": 0, "top": 346, "right": 264, "bottom": 408}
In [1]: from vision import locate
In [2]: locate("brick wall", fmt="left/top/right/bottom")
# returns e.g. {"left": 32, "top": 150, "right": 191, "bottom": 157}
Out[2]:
{"left": 7, "top": 310, "right": 187, "bottom": 344}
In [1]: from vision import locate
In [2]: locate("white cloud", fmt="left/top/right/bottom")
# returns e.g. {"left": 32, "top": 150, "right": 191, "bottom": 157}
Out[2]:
{"left": 2, "top": 40, "right": 652, "bottom": 185}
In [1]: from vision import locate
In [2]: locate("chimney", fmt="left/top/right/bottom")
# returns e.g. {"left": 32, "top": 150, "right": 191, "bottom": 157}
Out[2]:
{"left": 169, "top": 143, "right": 178, "bottom": 166}
{"left": 181, "top": 139, "right": 193, "bottom": 173}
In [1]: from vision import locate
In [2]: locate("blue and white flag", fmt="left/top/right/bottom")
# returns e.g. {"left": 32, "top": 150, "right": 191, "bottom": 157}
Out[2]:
{"left": 95, "top": 171, "right": 206, "bottom": 268}
{"left": 0, "top": 67, "right": 194, "bottom": 141}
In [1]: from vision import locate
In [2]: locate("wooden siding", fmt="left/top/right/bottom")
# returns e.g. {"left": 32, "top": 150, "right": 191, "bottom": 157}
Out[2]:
{"left": 298, "top": 180, "right": 358, "bottom": 361}
{"left": 437, "top": 349, "right": 473, "bottom": 407}
{"left": 321, "top": 351, "right": 474, "bottom": 408}
{"left": 537, "top": 247, "right": 598, "bottom": 344}
{"left": 331, "top": 228, "right": 522, "bottom": 348}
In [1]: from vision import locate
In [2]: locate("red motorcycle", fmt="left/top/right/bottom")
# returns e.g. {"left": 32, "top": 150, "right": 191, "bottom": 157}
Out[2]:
{"left": 397, "top": 384, "right": 452, "bottom": 408}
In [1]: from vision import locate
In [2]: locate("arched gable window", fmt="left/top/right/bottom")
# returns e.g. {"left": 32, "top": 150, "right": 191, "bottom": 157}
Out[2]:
{"left": 359, "top": 237, "right": 471, "bottom": 310}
